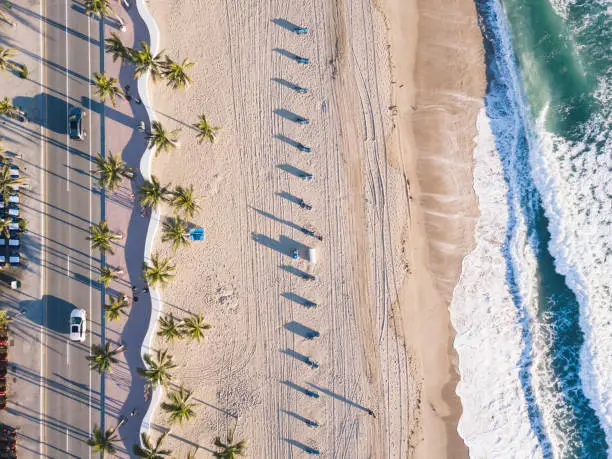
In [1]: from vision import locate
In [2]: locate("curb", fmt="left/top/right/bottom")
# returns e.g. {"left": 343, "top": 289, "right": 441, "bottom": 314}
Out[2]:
{"left": 134, "top": 0, "right": 164, "bottom": 441}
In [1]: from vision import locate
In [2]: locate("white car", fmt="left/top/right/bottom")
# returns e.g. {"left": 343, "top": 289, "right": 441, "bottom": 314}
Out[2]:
{"left": 69, "top": 309, "right": 87, "bottom": 342}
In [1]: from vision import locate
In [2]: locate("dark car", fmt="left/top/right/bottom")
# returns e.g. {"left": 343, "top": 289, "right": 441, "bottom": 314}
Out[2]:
{"left": 68, "top": 107, "right": 86, "bottom": 140}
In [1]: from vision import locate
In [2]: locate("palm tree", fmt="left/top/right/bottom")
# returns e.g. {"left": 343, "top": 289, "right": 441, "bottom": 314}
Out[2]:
{"left": 0, "top": 219, "right": 10, "bottom": 238}
{"left": 162, "top": 217, "right": 190, "bottom": 250}
{"left": 162, "top": 56, "right": 194, "bottom": 89}
{"left": 0, "top": 164, "right": 24, "bottom": 202}
{"left": 92, "top": 72, "right": 125, "bottom": 107}
{"left": 105, "top": 32, "right": 129, "bottom": 64}
{"left": 193, "top": 115, "right": 221, "bottom": 144}
{"left": 99, "top": 266, "right": 124, "bottom": 288}
{"left": 0, "top": 47, "right": 18, "bottom": 73}
{"left": 213, "top": 430, "right": 246, "bottom": 458}
{"left": 132, "top": 41, "right": 164, "bottom": 81}
{"left": 0, "top": 309, "right": 12, "bottom": 327}
{"left": 186, "top": 449, "right": 199, "bottom": 459}
{"left": 104, "top": 294, "right": 129, "bottom": 322}
{"left": 87, "top": 421, "right": 124, "bottom": 456}
{"left": 157, "top": 314, "right": 183, "bottom": 343}
{"left": 84, "top": 0, "right": 125, "bottom": 29}
{"left": 142, "top": 252, "right": 175, "bottom": 288}
{"left": 137, "top": 349, "right": 176, "bottom": 389}
{"left": 93, "top": 151, "right": 134, "bottom": 192}
{"left": 138, "top": 176, "right": 171, "bottom": 210}
{"left": 145, "top": 121, "right": 180, "bottom": 155}
{"left": 88, "top": 220, "right": 122, "bottom": 254}
{"left": 0, "top": 97, "right": 21, "bottom": 118}
{"left": 182, "top": 314, "right": 211, "bottom": 343}
{"left": 170, "top": 185, "right": 200, "bottom": 219}
{"left": 87, "top": 342, "right": 126, "bottom": 374}
{"left": 161, "top": 385, "right": 196, "bottom": 425}
{"left": 133, "top": 431, "right": 171, "bottom": 458}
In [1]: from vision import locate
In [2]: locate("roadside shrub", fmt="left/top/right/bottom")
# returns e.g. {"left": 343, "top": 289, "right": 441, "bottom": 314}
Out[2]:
{"left": 18, "top": 64, "right": 28, "bottom": 79}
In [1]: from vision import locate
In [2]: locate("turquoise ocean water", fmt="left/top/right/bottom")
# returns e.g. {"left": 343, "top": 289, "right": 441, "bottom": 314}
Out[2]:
{"left": 453, "top": 0, "right": 611, "bottom": 457}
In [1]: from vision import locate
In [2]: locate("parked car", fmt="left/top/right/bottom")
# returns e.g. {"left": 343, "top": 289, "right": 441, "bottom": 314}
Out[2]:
{"left": 68, "top": 108, "right": 86, "bottom": 140}
{"left": 69, "top": 309, "right": 87, "bottom": 342}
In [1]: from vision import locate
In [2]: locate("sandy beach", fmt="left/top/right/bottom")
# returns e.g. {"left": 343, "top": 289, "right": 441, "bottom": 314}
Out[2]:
{"left": 143, "top": 0, "right": 485, "bottom": 456}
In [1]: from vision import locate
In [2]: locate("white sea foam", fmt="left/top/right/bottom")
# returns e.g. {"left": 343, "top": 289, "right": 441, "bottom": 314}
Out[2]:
{"left": 451, "top": 109, "right": 543, "bottom": 458}
{"left": 529, "top": 103, "right": 612, "bottom": 451}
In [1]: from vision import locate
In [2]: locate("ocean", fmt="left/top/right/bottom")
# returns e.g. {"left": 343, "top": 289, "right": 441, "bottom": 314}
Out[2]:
{"left": 450, "top": 0, "right": 611, "bottom": 458}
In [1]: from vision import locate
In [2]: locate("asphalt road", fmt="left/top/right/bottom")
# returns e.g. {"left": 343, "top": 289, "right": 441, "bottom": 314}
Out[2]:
{"left": 42, "top": 2, "right": 103, "bottom": 457}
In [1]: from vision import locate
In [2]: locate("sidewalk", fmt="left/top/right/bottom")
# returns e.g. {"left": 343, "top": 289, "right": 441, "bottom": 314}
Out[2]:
{"left": 98, "top": 2, "right": 154, "bottom": 455}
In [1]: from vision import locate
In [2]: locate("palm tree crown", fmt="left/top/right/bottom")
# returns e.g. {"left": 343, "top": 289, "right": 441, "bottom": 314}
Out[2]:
{"left": 99, "top": 266, "right": 123, "bottom": 288}
{"left": 162, "top": 216, "right": 190, "bottom": 250}
{"left": 0, "top": 97, "right": 21, "bottom": 119}
{"left": 133, "top": 431, "right": 172, "bottom": 458}
{"left": 162, "top": 56, "right": 194, "bottom": 89}
{"left": 132, "top": 41, "right": 165, "bottom": 81}
{"left": 138, "top": 176, "right": 171, "bottom": 210}
{"left": 92, "top": 72, "right": 125, "bottom": 107}
{"left": 193, "top": 115, "right": 221, "bottom": 144}
{"left": 137, "top": 349, "right": 176, "bottom": 389}
{"left": 145, "top": 121, "right": 181, "bottom": 156}
{"left": 0, "top": 163, "right": 24, "bottom": 202}
{"left": 170, "top": 185, "right": 200, "bottom": 219}
{"left": 94, "top": 151, "right": 134, "bottom": 192}
{"left": 0, "top": 47, "right": 17, "bottom": 73}
{"left": 87, "top": 342, "right": 126, "bottom": 374}
{"left": 84, "top": 0, "right": 113, "bottom": 19}
{"left": 142, "top": 252, "right": 175, "bottom": 288}
{"left": 182, "top": 314, "right": 211, "bottom": 343}
{"left": 105, "top": 32, "right": 129, "bottom": 64}
{"left": 157, "top": 314, "right": 183, "bottom": 343}
{"left": 87, "top": 424, "right": 120, "bottom": 456}
{"left": 88, "top": 220, "right": 122, "bottom": 254}
{"left": 213, "top": 430, "right": 247, "bottom": 459}
{"left": 161, "top": 385, "right": 196, "bottom": 425}
{"left": 104, "top": 294, "right": 130, "bottom": 322}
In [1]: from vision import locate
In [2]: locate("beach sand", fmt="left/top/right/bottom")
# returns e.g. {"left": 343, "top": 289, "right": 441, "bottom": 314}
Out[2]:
{"left": 144, "top": 0, "right": 484, "bottom": 456}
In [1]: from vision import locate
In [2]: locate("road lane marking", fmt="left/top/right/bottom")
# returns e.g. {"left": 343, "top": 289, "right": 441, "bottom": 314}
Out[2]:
{"left": 39, "top": 0, "right": 47, "bottom": 455}
{"left": 66, "top": 340, "right": 70, "bottom": 365}
{"left": 65, "top": 428, "right": 69, "bottom": 452}
{"left": 65, "top": 0, "right": 70, "bottom": 192}
{"left": 88, "top": 15, "right": 94, "bottom": 457}
{"left": 66, "top": 254, "right": 70, "bottom": 275}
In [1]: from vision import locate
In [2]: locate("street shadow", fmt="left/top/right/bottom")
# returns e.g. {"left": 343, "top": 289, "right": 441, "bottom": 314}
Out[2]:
{"left": 250, "top": 206, "right": 301, "bottom": 232}
{"left": 283, "top": 438, "right": 319, "bottom": 454}
{"left": 308, "top": 383, "right": 369, "bottom": 412}
{"left": 280, "top": 348, "right": 310, "bottom": 365}
{"left": 275, "top": 134, "right": 301, "bottom": 149}
{"left": 273, "top": 48, "right": 303, "bottom": 62}
{"left": 284, "top": 321, "right": 317, "bottom": 339}
{"left": 271, "top": 77, "right": 301, "bottom": 91}
{"left": 252, "top": 233, "right": 306, "bottom": 258}
{"left": 274, "top": 108, "right": 304, "bottom": 123}
{"left": 281, "top": 380, "right": 315, "bottom": 396}
{"left": 280, "top": 292, "right": 312, "bottom": 306}
{"left": 276, "top": 190, "right": 302, "bottom": 205}
{"left": 279, "top": 264, "right": 312, "bottom": 279}
{"left": 83, "top": 96, "right": 136, "bottom": 128}
{"left": 70, "top": 2, "right": 124, "bottom": 31}
{"left": 11, "top": 3, "right": 101, "bottom": 46}
{"left": 271, "top": 18, "right": 300, "bottom": 32}
{"left": 277, "top": 163, "right": 309, "bottom": 177}
{"left": 281, "top": 409, "right": 313, "bottom": 425}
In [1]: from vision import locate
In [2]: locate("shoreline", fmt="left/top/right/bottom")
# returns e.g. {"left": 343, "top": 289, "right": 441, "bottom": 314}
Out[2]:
{"left": 380, "top": 0, "right": 486, "bottom": 456}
